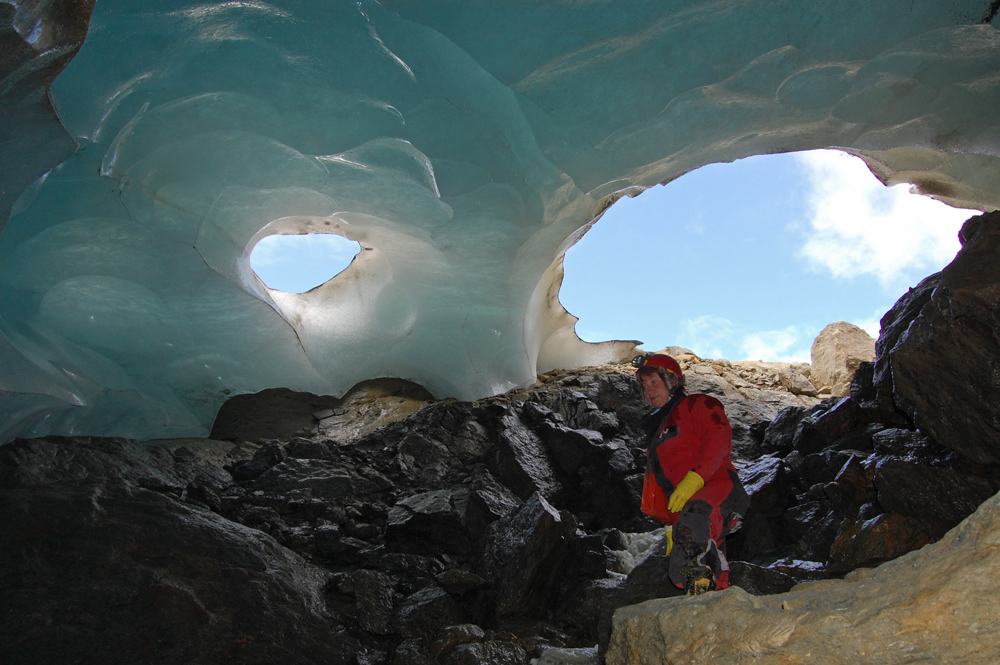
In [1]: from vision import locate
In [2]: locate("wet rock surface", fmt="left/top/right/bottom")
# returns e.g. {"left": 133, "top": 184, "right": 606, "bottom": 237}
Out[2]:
{"left": 6, "top": 220, "right": 1000, "bottom": 665}
{"left": 887, "top": 211, "right": 1000, "bottom": 464}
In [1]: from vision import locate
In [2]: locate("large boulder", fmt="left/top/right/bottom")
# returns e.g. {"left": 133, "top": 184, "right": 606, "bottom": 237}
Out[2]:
{"left": 475, "top": 493, "right": 571, "bottom": 617}
{"left": 811, "top": 322, "right": 876, "bottom": 397}
{"left": 606, "top": 488, "right": 1000, "bottom": 664}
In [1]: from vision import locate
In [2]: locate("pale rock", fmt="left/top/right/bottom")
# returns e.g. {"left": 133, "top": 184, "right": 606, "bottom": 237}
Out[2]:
{"left": 606, "top": 489, "right": 1000, "bottom": 665}
{"left": 811, "top": 323, "right": 876, "bottom": 397}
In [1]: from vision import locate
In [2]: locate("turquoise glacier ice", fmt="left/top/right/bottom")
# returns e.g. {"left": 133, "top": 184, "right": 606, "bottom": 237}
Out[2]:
{"left": 0, "top": 1, "right": 998, "bottom": 442}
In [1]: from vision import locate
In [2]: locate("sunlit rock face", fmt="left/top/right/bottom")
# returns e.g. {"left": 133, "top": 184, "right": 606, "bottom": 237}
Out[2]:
{"left": 1, "top": 1, "right": 998, "bottom": 442}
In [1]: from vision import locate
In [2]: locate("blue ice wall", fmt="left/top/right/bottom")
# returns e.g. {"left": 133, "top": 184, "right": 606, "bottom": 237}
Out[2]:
{"left": 1, "top": 0, "right": 998, "bottom": 442}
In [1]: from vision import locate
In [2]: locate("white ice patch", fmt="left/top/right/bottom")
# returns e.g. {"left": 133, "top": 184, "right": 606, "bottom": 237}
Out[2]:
{"left": 531, "top": 645, "right": 599, "bottom": 665}
{"left": 610, "top": 528, "right": 664, "bottom": 575}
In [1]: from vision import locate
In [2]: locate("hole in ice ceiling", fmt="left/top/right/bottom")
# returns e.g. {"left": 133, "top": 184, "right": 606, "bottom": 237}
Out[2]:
{"left": 560, "top": 149, "right": 978, "bottom": 363}
{"left": 250, "top": 233, "right": 362, "bottom": 293}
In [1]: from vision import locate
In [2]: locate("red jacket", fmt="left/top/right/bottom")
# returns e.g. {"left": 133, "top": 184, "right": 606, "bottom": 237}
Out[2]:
{"left": 641, "top": 392, "right": 740, "bottom": 525}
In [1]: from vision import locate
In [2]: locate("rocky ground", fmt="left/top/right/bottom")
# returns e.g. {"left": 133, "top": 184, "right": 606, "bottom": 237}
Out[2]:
{"left": 4, "top": 351, "right": 998, "bottom": 664}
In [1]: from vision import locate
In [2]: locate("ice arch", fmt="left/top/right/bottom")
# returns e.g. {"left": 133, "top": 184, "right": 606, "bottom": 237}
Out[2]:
{"left": 0, "top": 0, "right": 998, "bottom": 442}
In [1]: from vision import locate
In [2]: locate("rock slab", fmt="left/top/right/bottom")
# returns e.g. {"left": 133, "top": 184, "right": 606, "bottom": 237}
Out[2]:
{"left": 606, "top": 488, "right": 1000, "bottom": 664}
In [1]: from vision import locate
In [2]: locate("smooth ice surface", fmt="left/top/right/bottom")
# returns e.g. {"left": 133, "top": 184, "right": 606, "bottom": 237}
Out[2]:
{"left": 1, "top": 1, "right": 999, "bottom": 442}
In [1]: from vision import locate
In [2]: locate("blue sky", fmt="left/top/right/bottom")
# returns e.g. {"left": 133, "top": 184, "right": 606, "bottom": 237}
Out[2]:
{"left": 251, "top": 150, "right": 976, "bottom": 363}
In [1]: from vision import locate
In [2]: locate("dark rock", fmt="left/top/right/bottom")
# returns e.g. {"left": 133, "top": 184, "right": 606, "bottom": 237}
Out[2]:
{"left": 537, "top": 422, "right": 603, "bottom": 476}
{"left": 875, "top": 458, "right": 997, "bottom": 535}
{"left": 443, "top": 411, "right": 493, "bottom": 462}
{"left": 464, "top": 470, "right": 522, "bottom": 542}
{"left": 872, "top": 428, "right": 950, "bottom": 464}
{"left": 858, "top": 501, "right": 883, "bottom": 520}
{"left": 783, "top": 500, "right": 824, "bottom": 542}
{"left": 738, "top": 456, "right": 789, "bottom": 514}
{"left": 475, "top": 493, "right": 570, "bottom": 617}
{"left": 849, "top": 360, "right": 877, "bottom": 403}
{"left": 285, "top": 437, "right": 333, "bottom": 460}
{"left": 428, "top": 624, "right": 487, "bottom": 659}
{"left": 873, "top": 274, "right": 940, "bottom": 425}
{"left": 600, "top": 528, "right": 629, "bottom": 552}
{"left": 386, "top": 488, "right": 472, "bottom": 556}
{"left": 314, "top": 526, "right": 372, "bottom": 563}
{"left": 728, "top": 511, "right": 782, "bottom": 562}
{"left": 210, "top": 387, "right": 344, "bottom": 441}
{"left": 443, "top": 641, "right": 528, "bottom": 665}
{"left": 0, "top": 436, "right": 227, "bottom": 494}
{"left": 828, "top": 513, "right": 937, "bottom": 574}
{"left": 564, "top": 533, "right": 616, "bottom": 581}
{"left": 394, "top": 586, "right": 467, "bottom": 639}
{"left": 795, "top": 398, "right": 866, "bottom": 456}
{"left": 436, "top": 569, "right": 488, "bottom": 595}
{"left": 827, "top": 422, "right": 884, "bottom": 452}
{"left": 356, "top": 648, "right": 390, "bottom": 665}
{"left": 0, "top": 482, "right": 355, "bottom": 665}
{"left": 794, "top": 510, "right": 843, "bottom": 562}
{"left": 393, "top": 638, "right": 432, "bottom": 665}
{"left": 886, "top": 211, "right": 1000, "bottom": 463}
{"left": 761, "top": 405, "right": 808, "bottom": 455}
{"left": 488, "top": 412, "right": 562, "bottom": 501}
{"left": 799, "top": 451, "right": 838, "bottom": 487}
{"left": 729, "top": 561, "right": 797, "bottom": 595}
{"left": 250, "top": 458, "right": 393, "bottom": 497}
{"left": 378, "top": 552, "right": 440, "bottom": 579}
{"left": 537, "top": 389, "right": 620, "bottom": 435}
{"left": 519, "top": 400, "right": 560, "bottom": 427}
{"left": 397, "top": 432, "right": 457, "bottom": 484}
{"left": 566, "top": 441, "right": 644, "bottom": 531}
{"left": 231, "top": 441, "right": 286, "bottom": 481}
{"left": 352, "top": 569, "right": 395, "bottom": 635}
{"left": 832, "top": 454, "right": 878, "bottom": 517}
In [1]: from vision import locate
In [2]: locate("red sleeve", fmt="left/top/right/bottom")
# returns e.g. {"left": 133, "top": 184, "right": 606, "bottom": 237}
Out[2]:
{"left": 686, "top": 394, "right": 733, "bottom": 480}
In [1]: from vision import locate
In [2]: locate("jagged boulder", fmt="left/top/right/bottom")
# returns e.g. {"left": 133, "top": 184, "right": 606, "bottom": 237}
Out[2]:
{"left": 475, "top": 493, "right": 572, "bottom": 618}
{"left": 488, "top": 411, "right": 563, "bottom": 501}
{"left": 887, "top": 211, "right": 1000, "bottom": 464}
{"left": 386, "top": 487, "right": 473, "bottom": 555}
{"left": 811, "top": 322, "right": 876, "bottom": 397}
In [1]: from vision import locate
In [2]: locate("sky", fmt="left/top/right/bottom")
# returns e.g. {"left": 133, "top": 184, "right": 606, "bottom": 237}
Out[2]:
{"left": 561, "top": 150, "right": 976, "bottom": 362}
{"left": 250, "top": 150, "right": 978, "bottom": 363}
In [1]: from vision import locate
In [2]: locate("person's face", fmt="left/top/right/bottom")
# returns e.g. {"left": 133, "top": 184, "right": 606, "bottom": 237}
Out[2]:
{"left": 639, "top": 371, "right": 672, "bottom": 408}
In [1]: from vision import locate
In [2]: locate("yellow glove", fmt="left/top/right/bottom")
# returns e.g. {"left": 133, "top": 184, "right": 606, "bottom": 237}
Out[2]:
{"left": 668, "top": 471, "right": 705, "bottom": 513}
{"left": 665, "top": 525, "right": 673, "bottom": 556}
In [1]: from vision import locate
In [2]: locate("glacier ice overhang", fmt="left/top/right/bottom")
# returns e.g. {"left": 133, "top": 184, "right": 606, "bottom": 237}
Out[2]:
{"left": 0, "top": 0, "right": 998, "bottom": 443}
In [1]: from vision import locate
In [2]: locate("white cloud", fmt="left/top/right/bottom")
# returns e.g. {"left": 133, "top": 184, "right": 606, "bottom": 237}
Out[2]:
{"left": 795, "top": 150, "right": 973, "bottom": 291}
{"left": 738, "top": 326, "right": 811, "bottom": 363}
{"left": 674, "top": 316, "right": 814, "bottom": 362}
{"left": 674, "top": 315, "right": 735, "bottom": 360}
{"left": 854, "top": 310, "right": 886, "bottom": 341}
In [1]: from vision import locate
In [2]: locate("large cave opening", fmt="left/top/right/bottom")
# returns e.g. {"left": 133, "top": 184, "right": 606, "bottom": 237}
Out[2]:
{"left": 560, "top": 149, "right": 978, "bottom": 361}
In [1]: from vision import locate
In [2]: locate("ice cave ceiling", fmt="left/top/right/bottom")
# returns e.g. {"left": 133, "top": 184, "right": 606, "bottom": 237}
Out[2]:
{"left": 0, "top": 0, "right": 998, "bottom": 443}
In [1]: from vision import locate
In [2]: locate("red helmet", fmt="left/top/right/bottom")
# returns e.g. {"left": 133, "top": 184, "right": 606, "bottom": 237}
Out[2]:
{"left": 632, "top": 354, "right": 685, "bottom": 386}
